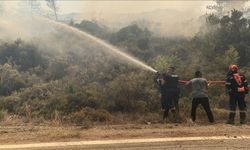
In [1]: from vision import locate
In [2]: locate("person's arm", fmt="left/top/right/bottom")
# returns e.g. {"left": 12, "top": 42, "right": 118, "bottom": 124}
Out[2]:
{"left": 185, "top": 80, "right": 192, "bottom": 87}
{"left": 179, "top": 80, "right": 188, "bottom": 84}
{"left": 205, "top": 79, "right": 208, "bottom": 89}
{"left": 225, "top": 77, "right": 232, "bottom": 94}
{"left": 242, "top": 75, "right": 249, "bottom": 94}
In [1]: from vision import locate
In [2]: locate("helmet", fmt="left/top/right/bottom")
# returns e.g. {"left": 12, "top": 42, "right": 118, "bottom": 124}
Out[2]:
{"left": 229, "top": 64, "right": 238, "bottom": 72}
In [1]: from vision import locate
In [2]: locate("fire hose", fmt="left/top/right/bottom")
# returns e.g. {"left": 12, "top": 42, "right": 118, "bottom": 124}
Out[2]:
{"left": 178, "top": 80, "right": 225, "bottom": 85}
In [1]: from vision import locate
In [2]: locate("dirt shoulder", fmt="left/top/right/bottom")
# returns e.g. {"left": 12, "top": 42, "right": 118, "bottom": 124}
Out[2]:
{"left": 1, "top": 122, "right": 250, "bottom": 144}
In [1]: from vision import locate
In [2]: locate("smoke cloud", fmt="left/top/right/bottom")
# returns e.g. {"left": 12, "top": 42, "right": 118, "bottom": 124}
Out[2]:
{"left": 1, "top": 1, "right": 250, "bottom": 41}
{"left": 78, "top": 1, "right": 212, "bottom": 37}
{"left": 78, "top": 1, "right": 250, "bottom": 37}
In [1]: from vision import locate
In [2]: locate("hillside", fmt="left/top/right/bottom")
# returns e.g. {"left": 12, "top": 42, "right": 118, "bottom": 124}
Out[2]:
{"left": 0, "top": 9, "right": 250, "bottom": 126}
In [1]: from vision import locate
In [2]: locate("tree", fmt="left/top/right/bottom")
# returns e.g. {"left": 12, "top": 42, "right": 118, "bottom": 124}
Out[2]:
{"left": 45, "top": 0, "right": 58, "bottom": 20}
{"left": 205, "top": 10, "right": 249, "bottom": 65}
{"left": 207, "top": 0, "right": 248, "bottom": 17}
{"left": 110, "top": 24, "right": 147, "bottom": 43}
{"left": 153, "top": 55, "right": 181, "bottom": 73}
{"left": 224, "top": 46, "right": 240, "bottom": 66}
{"left": 0, "top": 40, "right": 47, "bottom": 71}
{"left": 74, "top": 20, "right": 109, "bottom": 39}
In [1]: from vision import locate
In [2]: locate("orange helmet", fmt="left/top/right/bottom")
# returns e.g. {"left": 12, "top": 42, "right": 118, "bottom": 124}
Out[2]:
{"left": 229, "top": 64, "right": 238, "bottom": 72}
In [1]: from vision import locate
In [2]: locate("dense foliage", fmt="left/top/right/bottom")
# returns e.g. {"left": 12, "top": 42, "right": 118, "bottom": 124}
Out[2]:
{"left": 0, "top": 9, "right": 250, "bottom": 124}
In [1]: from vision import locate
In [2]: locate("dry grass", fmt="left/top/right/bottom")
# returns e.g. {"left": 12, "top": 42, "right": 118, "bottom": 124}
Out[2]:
{"left": 2, "top": 123, "right": 250, "bottom": 144}
{"left": 0, "top": 107, "right": 248, "bottom": 145}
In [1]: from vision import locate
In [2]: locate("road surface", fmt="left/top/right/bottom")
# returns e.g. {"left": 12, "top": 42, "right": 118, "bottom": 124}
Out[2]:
{"left": 1, "top": 136, "right": 250, "bottom": 150}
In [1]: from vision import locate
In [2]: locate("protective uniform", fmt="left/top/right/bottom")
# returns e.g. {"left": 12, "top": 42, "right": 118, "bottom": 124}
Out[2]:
{"left": 226, "top": 65, "right": 249, "bottom": 124}
{"left": 155, "top": 72, "right": 180, "bottom": 121}
{"left": 163, "top": 73, "right": 180, "bottom": 112}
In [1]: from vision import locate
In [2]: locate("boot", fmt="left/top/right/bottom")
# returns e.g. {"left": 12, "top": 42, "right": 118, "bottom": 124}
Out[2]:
{"left": 240, "top": 112, "right": 247, "bottom": 124}
{"left": 162, "top": 109, "right": 169, "bottom": 123}
{"left": 226, "top": 112, "right": 235, "bottom": 125}
{"left": 171, "top": 109, "right": 181, "bottom": 123}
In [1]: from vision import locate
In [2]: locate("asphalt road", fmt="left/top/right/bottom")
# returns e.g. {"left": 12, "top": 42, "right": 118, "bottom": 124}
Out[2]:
{"left": 1, "top": 136, "right": 250, "bottom": 150}
{"left": 51, "top": 140, "right": 250, "bottom": 150}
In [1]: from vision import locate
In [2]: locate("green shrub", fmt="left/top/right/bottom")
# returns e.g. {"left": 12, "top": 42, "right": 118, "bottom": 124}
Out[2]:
{"left": 1, "top": 96, "right": 21, "bottom": 113}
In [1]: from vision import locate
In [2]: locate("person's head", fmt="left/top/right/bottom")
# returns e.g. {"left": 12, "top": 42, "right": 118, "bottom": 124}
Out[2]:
{"left": 167, "top": 66, "right": 175, "bottom": 74}
{"left": 228, "top": 64, "right": 238, "bottom": 74}
{"left": 195, "top": 71, "right": 202, "bottom": 78}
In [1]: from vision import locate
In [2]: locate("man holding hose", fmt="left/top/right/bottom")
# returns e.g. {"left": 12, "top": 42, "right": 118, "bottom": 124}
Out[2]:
{"left": 186, "top": 71, "right": 214, "bottom": 123}
{"left": 155, "top": 66, "right": 180, "bottom": 123}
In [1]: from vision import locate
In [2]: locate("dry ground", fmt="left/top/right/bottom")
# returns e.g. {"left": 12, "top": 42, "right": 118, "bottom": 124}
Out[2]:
{"left": 1, "top": 121, "right": 250, "bottom": 145}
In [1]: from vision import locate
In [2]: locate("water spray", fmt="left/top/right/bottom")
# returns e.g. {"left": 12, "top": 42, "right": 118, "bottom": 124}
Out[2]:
{"left": 36, "top": 16, "right": 158, "bottom": 73}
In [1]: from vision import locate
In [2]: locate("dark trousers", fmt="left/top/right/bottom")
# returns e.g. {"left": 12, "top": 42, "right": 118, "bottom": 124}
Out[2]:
{"left": 163, "top": 108, "right": 176, "bottom": 120}
{"left": 161, "top": 91, "right": 179, "bottom": 120}
{"left": 161, "top": 91, "right": 179, "bottom": 108}
{"left": 161, "top": 93, "right": 176, "bottom": 120}
{"left": 161, "top": 92, "right": 179, "bottom": 109}
{"left": 228, "top": 93, "right": 246, "bottom": 122}
{"left": 173, "top": 93, "right": 179, "bottom": 113}
{"left": 191, "top": 97, "right": 214, "bottom": 123}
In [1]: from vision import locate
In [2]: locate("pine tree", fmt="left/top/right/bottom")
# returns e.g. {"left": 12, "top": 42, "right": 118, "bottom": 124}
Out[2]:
{"left": 45, "top": 0, "right": 58, "bottom": 20}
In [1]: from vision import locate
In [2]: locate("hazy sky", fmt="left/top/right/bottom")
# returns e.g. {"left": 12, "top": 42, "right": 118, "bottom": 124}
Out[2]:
{"left": 4, "top": 0, "right": 214, "bottom": 14}
{"left": 1, "top": 1, "right": 249, "bottom": 38}
{"left": 81, "top": 1, "right": 213, "bottom": 13}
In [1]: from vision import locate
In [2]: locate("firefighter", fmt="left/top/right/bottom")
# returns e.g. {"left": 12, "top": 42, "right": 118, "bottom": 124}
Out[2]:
{"left": 226, "top": 65, "right": 249, "bottom": 125}
{"left": 155, "top": 66, "right": 180, "bottom": 122}
{"left": 186, "top": 71, "right": 214, "bottom": 123}
{"left": 166, "top": 66, "right": 180, "bottom": 113}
